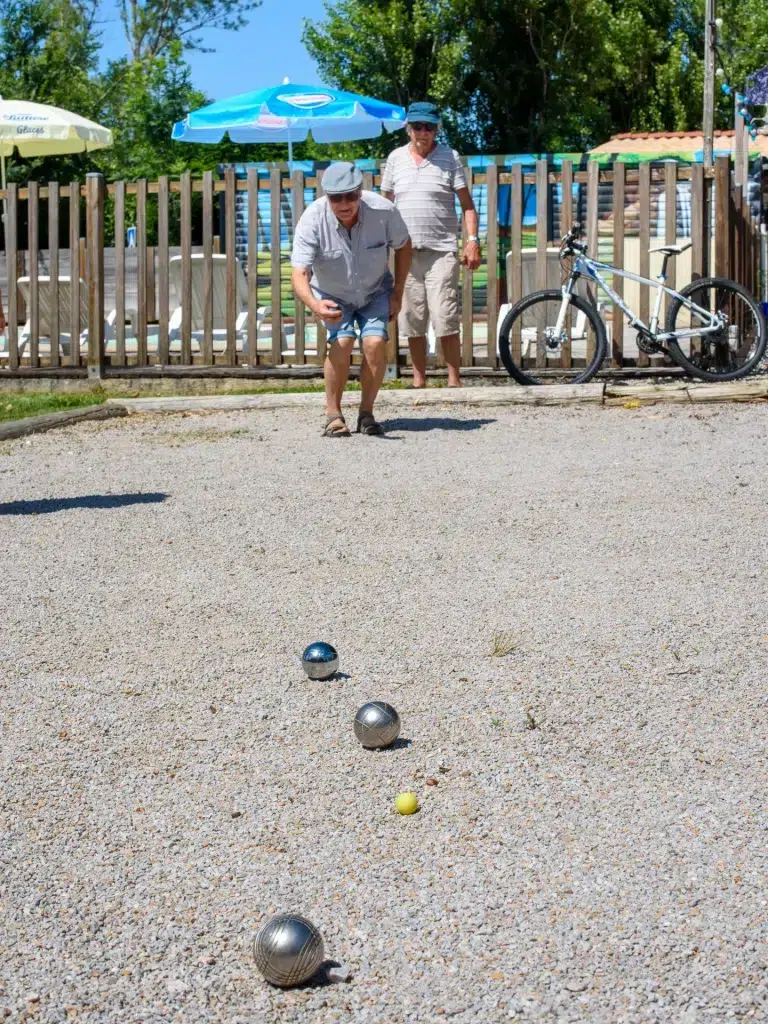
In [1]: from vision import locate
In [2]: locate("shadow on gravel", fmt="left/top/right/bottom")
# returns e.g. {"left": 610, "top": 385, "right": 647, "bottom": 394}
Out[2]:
{"left": 0, "top": 492, "right": 168, "bottom": 516}
{"left": 381, "top": 416, "right": 496, "bottom": 433}
{"left": 362, "top": 737, "right": 413, "bottom": 752}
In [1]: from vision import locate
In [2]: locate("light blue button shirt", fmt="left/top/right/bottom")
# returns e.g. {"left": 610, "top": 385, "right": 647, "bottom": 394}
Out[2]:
{"left": 291, "top": 191, "right": 410, "bottom": 308}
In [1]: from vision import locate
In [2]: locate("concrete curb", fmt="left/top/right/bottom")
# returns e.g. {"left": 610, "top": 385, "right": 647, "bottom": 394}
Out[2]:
{"left": 106, "top": 384, "right": 605, "bottom": 415}
{"left": 98, "top": 377, "right": 768, "bottom": 417}
{"left": 0, "top": 403, "right": 127, "bottom": 441}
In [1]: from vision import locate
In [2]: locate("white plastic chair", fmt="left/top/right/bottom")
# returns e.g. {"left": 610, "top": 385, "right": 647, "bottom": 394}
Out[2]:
{"left": 167, "top": 253, "right": 291, "bottom": 356}
{"left": 8, "top": 276, "right": 130, "bottom": 360}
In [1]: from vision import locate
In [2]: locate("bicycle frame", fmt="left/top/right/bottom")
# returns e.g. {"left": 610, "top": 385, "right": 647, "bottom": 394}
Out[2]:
{"left": 553, "top": 253, "right": 724, "bottom": 344}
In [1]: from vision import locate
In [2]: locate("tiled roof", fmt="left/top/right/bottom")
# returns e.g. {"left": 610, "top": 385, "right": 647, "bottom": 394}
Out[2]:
{"left": 590, "top": 130, "right": 768, "bottom": 157}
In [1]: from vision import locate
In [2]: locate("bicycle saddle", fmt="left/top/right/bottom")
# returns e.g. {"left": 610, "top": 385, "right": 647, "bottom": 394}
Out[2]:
{"left": 648, "top": 242, "right": 692, "bottom": 256}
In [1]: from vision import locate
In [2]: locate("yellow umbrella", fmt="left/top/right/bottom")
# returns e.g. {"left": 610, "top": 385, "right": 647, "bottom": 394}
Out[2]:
{"left": 0, "top": 97, "right": 112, "bottom": 194}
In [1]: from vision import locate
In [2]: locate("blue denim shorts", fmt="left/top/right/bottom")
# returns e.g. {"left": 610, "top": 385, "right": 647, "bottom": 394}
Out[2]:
{"left": 323, "top": 292, "right": 389, "bottom": 343}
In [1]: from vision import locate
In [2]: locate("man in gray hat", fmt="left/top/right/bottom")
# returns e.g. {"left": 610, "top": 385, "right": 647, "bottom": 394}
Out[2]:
{"left": 292, "top": 161, "right": 412, "bottom": 436}
{"left": 382, "top": 101, "right": 480, "bottom": 388}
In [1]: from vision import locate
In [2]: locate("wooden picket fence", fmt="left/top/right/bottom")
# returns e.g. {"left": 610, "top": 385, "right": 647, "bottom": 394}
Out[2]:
{"left": 0, "top": 155, "right": 761, "bottom": 377}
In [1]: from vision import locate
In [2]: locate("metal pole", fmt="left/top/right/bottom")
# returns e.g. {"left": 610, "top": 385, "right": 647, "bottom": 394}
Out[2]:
{"left": 703, "top": 0, "right": 717, "bottom": 170}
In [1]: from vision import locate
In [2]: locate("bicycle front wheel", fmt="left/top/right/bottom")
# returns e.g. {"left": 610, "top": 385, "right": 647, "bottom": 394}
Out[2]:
{"left": 498, "top": 290, "right": 608, "bottom": 385}
{"left": 666, "top": 277, "right": 766, "bottom": 382}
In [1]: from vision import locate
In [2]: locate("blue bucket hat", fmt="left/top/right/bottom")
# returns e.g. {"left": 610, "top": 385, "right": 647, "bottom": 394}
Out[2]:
{"left": 322, "top": 161, "right": 363, "bottom": 195}
{"left": 406, "top": 101, "right": 440, "bottom": 124}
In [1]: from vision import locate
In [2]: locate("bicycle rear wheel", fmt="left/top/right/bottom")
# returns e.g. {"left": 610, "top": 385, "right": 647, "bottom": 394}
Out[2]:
{"left": 498, "top": 290, "right": 608, "bottom": 385}
{"left": 665, "top": 277, "right": 766, "bottom": 381}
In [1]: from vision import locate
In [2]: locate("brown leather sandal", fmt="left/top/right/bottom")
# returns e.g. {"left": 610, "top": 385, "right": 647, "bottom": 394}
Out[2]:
{"left": 322, "top": 415, "right": 351, "bottom": 437}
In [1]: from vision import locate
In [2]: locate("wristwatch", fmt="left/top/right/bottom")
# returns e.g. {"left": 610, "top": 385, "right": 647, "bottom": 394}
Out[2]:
{"left": 467, "top": 235, "right": 479, "bottom": 242}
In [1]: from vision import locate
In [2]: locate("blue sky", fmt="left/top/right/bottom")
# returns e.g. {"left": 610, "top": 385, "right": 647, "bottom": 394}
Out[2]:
{"left": 100, "top": 0, "right": 326, "bottom": 102}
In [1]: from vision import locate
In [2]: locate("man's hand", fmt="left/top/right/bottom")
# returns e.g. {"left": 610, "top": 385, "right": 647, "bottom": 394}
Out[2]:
{"left": 389, "top": 292, "right": 403, "bottom": 320}
{"left": 461, "top": 241, "right": 482, "bottom": 271}
{"left": 313, "top": 299, "right": 343, "bottom": 324}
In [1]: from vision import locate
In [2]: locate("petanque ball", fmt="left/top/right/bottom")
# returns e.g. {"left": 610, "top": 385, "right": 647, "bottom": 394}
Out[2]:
{"left": 253, "top": 913, "right": 324, "bottom": 987}
{"left": 353, "top": 701, "right": 401, "bottom": 749}
{"left": 395, "top": 792, "right": 419, "bottom": 815}
{"left": 301, "top": 642, "right": 339, "bottom": 681}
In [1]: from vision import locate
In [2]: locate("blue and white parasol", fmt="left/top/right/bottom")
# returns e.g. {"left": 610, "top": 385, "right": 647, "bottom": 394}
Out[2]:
{"left": 172, "top": 81, "right": 406, "bottom": 167}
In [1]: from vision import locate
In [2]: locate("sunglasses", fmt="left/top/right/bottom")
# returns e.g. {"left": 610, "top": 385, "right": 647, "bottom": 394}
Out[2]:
{"left": 327, "top": 189, "right": 362, "bottom": 203}
{"left": 409, "top": 122, "right": 437, "bottom": 132}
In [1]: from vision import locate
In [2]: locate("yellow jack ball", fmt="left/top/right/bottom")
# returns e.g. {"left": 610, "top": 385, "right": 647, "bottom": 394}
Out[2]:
{"left": 395, "top": 792, "right": 419, "bottom": 815}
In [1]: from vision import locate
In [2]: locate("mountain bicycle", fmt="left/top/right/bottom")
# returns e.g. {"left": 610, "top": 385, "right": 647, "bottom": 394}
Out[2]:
{"left": 498, "top": 226, "right": 766, "bottom": 385}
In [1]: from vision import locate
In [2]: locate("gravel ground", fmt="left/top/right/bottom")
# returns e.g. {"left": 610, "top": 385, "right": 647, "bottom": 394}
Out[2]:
{"left": 0, "top": 401, "right": 766, "bottom": 1024}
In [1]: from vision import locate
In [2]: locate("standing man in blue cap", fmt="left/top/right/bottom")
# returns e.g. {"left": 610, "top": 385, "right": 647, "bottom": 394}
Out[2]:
{"left": 292, "top": 161, "right": 412, "bottom": 436}
{"left": 381, "top": 101, "right": 481, "bottom": 388}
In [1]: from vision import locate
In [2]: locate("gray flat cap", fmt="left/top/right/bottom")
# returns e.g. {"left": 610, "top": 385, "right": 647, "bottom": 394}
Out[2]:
{"left": 322, "top": 161, "right": 363, "bottom": 194}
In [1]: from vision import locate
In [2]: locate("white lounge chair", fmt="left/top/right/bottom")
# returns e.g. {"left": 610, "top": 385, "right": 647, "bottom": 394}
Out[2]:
{"left": 168, "top": 253, "right": 291, "bottom": 356}
{"left": 8, "top": 276, "right": 129, "bottom": 360}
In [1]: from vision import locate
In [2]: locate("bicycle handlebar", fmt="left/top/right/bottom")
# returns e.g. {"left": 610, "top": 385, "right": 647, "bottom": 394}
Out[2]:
{"left": 559, "top": 226, "right": 587, "bottom": 257}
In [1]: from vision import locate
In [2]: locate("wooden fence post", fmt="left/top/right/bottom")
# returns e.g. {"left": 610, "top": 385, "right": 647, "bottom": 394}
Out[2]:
{"left": 6, "top": 184, "right": 18, "bottom": 370}
{"left": 136, "top": 178, "right": 148, "bottom": 365}
{"left": 224, "top": 167, "right": 238, "bottom": 366}
{"left": 691, "top": 163, "right": 704, "bottom": 281}
{"left": 28, "top": 181, "right": 39, "bottom": 368}
{"left": 85, "top": 173, "right": 105, "bottom": 379}
{"left": 157, "top": 176, "right": 169, "bottom": 364}
{"left": 179, "top": 172, "right": 192, "bottom": 364}
{"left": 586, "top": 161, "right": 599, "bottom": 365}
{"left": 637, "top": 163, "right": 651, "bottom": 368}
{"left": 509, "top": 164, "right": 523, "bottom": 367}
{"left": 560, "top": 160, "right": 573, "bottom": 369}
{"left": 269, "top": 167, "right": 283, "bottom": 367}
{"left": 202, "top": 171, "right": 214, "bottom": 365}
{"left": 535, "top": 158, "right": 549, "bottom": 368}
{"left": 611, "top": 162, "right": 625, "bottom": 367}
{"left": 69, "top": 181, "right": 81, "bottom": 368}
{"left": 48, "top": 181, "right": 60, "bottom": 368}
{"left": 113, "top": 181, "right": 126, "bottom": 366}
{"left": 486, "top": 162, "right": 499, "bottom": 367}
{"left": 714, "top": 156, "right": 731, "bottom": 279}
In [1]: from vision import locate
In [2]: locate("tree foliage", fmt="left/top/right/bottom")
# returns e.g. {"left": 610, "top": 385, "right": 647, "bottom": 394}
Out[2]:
{"left": 0, "top": 0, "right": 101, "bottom": 111}
{"left": 119, "top": 0, "right": 261, "bottom": 61}
{"left": 1, "top": 0, "right": 768, "bottom": 186}
{"left": 304, "top": 0, "right": 765, "bottom": 153}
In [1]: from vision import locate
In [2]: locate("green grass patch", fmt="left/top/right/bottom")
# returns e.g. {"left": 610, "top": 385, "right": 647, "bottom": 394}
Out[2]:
{"left": 0, "top": 393, "right": 107, "bottom": 424}
{"left": 0, "top": 377, "right": 460, "bottom": 422}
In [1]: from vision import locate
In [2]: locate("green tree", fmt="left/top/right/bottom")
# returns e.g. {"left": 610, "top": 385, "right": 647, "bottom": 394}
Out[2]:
{"left": 0, "top": 0, "right": 106, "bottom": 182}
{"left": 0, "top": 0, "right": 100, "bottom": 111}
{"left": 302, "top": 0, "right": 727, "bottom": 152}
{"left": 303, "top": 0, "right": 466, "bottom": 155}
{"left": 120, "top": 0, "right": 262, "bottom": 60}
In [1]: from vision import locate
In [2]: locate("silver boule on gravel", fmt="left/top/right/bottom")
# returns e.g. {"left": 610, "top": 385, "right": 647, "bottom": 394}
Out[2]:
{"left": 301, "top": 641, "right": 339, "bottom": 680}
{"left": 253, "top": 913, "right": 324, "bottom": 987}
{"left": 353, "top": 701, "right": 401, "bottom": 749}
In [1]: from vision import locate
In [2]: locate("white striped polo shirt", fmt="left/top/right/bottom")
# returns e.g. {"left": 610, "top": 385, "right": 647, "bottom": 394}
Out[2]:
{"left": 381, "top": 143, "right": 467, "bottom": 252}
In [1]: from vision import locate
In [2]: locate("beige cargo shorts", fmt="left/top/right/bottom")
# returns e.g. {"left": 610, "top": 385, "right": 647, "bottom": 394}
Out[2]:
{"left": 398, "top": 248, "right": 460, "bottom": 338}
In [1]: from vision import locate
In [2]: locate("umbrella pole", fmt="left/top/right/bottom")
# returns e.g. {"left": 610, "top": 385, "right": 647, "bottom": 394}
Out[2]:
{"left": 1, "top": 153, "right": 6, "bottom": 224}
{"left": 288, "top": 139, "right": 293, "bottom": 175}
